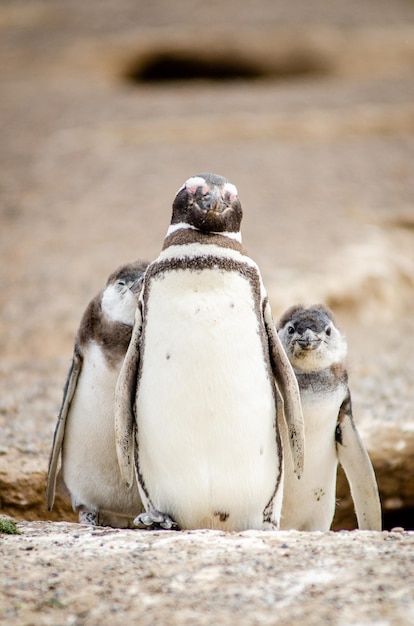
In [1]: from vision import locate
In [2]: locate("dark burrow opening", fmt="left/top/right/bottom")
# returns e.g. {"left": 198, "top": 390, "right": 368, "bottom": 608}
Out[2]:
{"left": 382, "top": 507, "right": 414, "bottom": 531}
{"left": 123, "top": 50, "right": 328, "bottom": 84}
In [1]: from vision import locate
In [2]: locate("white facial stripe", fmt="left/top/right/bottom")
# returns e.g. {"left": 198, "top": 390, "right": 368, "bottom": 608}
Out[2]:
{"left": 223, "top": 182, "right": 238, "bottom": 200}
{"left": 166, "top": 223, "right": 197, "bottom": 237}
{"left": 221, "top": 230, "right": 242, "bottom": 242}
{"left": 185, "top": 176, "right": 208, "bottom": 195}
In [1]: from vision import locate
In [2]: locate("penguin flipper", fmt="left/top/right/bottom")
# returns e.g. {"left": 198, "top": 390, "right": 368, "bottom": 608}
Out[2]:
{"left": 263, "top": 302, "right": 304, "bottom": 478}
{"left": 46, "top": 348, "right": 82, "bottom": 511}
{"left": 115, "top": 305, "right": 142, "bottom": 488}
{"left": 336, "top": 392, "right": 382, "bottom": 530}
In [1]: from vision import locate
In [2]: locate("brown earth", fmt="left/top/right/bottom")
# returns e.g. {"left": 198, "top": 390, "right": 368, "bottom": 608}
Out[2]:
{"left": 1, "top": 0, "right": 414, "bottom": 623}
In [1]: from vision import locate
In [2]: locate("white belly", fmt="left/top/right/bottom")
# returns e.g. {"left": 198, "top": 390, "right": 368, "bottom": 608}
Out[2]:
{"left": 280, "top": 389, "right": 344, "bottom": 531}
{"left": 137, "top": 268, "right": 280, "bottom": 531}
{"left": 62, "top": 342, "right": 140, "bottom": 517}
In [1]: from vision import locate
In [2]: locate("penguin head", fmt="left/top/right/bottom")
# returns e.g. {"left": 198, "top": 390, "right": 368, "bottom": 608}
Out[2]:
{"left": 277, "top": 304, "right": 347, "bottom": 372}
{"left": 171, "top": 173, "right": 242, "bottom": 234}
{"left": 101, "top": 260, "right": 148, "bottom": 325}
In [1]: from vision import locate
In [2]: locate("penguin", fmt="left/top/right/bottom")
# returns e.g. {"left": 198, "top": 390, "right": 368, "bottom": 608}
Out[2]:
{"left": 115, "top": 173, "right": 304, "bottom": 532}
{"left": 277, "top": 304, "right": 381, "bottom": 531}
{"left": 46, "top": 260, "right": 148, "bottom": 527}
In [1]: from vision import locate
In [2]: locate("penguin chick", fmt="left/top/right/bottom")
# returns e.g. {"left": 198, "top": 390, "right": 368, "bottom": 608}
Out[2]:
{"left": 46, "top": 260, "right": 148, "bottom": 527}
{"left": 277, "top": 304, "right": 381, "bottom": 531}
{"left": 115, "top": 173, "right": 304, "bottom": 532}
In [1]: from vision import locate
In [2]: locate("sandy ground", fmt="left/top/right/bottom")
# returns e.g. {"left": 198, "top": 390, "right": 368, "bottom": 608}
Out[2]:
{"left": 1, "top": 522, "right": 414, "bottom": 626}
{"left": 1, "top": 0, "right": 414, "bottom": 623}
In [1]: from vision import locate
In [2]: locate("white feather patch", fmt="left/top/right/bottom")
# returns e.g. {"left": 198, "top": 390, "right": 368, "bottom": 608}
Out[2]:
{"left": 137, "top": 266, "right": 280, "bottom": 530}
{"left": 185, "top": 176, "right": 208, "bottom": 194}
{"left": 280, "top": 386, "right": 345, "bottom": 531}
{"left": 101, "top": 284, "right": 137, "bottom": 325}
{"left": 157, "top": 242, "right": 259, "bottom": 275}
{"left": 222, "top": 182, "right": 238, "bottom": 200}
{"left": 166, "top": 223, "right": 197, "bottom": 236}
{"left": 62, "top": 342, "right": 139, "bottom": 515}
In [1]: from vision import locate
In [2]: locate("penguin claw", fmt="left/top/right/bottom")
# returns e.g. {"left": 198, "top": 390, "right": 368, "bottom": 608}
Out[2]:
{"left": 78, "top": 508, "right": 99, "bottom": 526}
{"left": 134, "top": 509, "right": 179, "bottom": 530}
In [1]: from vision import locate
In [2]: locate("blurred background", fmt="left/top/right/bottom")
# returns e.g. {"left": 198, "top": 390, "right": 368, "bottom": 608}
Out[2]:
{"left": 0, "top": 0, "right": 413, "bottom": 530}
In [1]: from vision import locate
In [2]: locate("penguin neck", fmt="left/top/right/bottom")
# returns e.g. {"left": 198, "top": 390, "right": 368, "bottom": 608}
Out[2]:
{"left": 294, "top": 362, "right": 348, "bottom": 394}
{"left": 163, "top": 223, "right": 245, "bottom": 253}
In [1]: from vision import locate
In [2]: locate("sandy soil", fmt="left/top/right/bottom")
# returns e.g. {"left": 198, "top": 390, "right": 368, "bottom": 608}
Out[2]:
{"left": 1, "top": 522, "right": 414, "bottom": 626}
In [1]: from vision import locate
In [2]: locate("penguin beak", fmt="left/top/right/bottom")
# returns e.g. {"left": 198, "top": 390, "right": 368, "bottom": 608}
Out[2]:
{"left": 198, "top": 187, "right": 226, "bottom": 214}
{"left": 297, "top": 330, "right": 321, "bottom": 350}
{"left": 129, "top": 275, "right": 145, "bottom": 294}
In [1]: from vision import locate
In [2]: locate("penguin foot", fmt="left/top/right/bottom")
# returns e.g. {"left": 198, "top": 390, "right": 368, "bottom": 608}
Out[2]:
{"left": 134, "top": 509, "right": 179, "bottom": 530}
{"left": 78, "top": 508, "right": 98, "bottom": 526}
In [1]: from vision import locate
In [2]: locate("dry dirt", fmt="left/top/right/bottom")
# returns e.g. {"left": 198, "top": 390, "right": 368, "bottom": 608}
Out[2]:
{"left": 1, "top": 0, "right": 414, "bottom": 623}
{"left": 1, "top": 523, "right": 414, "bottom": 626}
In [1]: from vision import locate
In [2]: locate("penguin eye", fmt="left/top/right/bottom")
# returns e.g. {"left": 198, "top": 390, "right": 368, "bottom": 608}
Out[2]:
{"left": 287, "top": 325, "right": 295, "bottom": 335}
{"left": 325, "top": 326, "right": 332, "bottom": 337}
{"left": 117, "top": 280, "right": 126, "bottom": 288}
